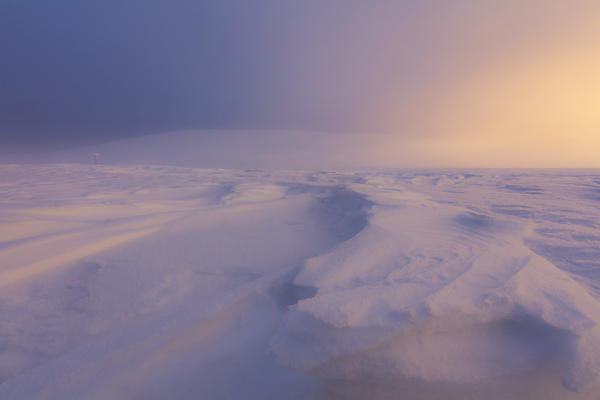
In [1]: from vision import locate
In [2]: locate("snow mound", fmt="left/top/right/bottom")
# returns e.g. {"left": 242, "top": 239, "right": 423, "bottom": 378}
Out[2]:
{"left": 270, "top": 185, "right": 600, "bottom": 390}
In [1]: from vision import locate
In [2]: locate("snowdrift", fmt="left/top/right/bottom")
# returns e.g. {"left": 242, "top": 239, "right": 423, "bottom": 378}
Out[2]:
{"left": 1, "top": 158, "right": 600, "bottom": 399}
{"left": 271, "top": 185, "right": 600, "bottom": 391}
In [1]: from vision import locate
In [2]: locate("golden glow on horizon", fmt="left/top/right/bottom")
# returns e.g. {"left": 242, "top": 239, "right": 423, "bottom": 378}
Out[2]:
{"left": 417, "top": 40, "right": 600, "bottom": 167}
{"left": 365, "top": 6, "right": 600, "bottom": 168}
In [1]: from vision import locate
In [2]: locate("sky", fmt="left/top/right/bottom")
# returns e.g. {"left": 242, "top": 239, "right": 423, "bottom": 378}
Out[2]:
{"left": 1, "top": 0, "right": 599, "bottom": 166}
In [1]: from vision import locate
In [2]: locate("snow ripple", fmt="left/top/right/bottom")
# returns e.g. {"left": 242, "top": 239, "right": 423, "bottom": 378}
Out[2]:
{"left": 271, "top": 184, "right": 600, "bottom": 391}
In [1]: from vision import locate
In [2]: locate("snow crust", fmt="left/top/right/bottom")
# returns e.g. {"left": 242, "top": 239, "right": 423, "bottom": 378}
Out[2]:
{"left": 272, "top": 184, "right": 600, "bottom": 391}
{"left": 1, "top": 161, "right": 600, "bottom": 399}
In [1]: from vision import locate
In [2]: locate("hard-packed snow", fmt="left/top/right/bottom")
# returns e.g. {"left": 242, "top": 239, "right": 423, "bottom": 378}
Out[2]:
{"left": 1, "top": 163, "right": 600, "bottom": 399}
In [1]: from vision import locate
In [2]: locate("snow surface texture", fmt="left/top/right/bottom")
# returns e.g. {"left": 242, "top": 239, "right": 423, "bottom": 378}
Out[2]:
{"left": 1, "top": 164, "right": 600, "bottom": 399}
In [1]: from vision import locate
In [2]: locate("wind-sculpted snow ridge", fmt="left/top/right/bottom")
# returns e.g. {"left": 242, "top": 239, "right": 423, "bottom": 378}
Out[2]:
{"left": 271, "top": 174, "right": 600, "bottom": 393}
{"left": 0, "top": 164, "right": 373, "bottom": 399}
{"left": 1, "top": 165, "right": 600, "bottom": 398}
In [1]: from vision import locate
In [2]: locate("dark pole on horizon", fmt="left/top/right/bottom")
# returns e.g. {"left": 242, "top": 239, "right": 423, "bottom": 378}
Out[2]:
{"left": 93, "top": 153, "right": 100, "bottom": 164}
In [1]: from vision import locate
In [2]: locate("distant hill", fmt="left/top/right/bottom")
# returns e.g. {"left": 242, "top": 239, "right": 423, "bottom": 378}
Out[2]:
{"left": 0, "top": 130, "right": 393, "bottom": 170}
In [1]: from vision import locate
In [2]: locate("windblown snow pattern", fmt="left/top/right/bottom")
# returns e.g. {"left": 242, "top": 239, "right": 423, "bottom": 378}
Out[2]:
{"left": 1, "top": 162, "right": 600, "bottom": 399}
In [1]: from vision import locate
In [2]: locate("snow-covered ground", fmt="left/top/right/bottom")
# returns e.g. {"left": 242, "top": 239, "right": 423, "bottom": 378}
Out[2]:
{"left": 1, "top": 162, "right": 600, "bottom": 399}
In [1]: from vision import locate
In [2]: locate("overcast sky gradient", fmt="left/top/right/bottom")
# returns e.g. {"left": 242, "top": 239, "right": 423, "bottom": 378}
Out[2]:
{"left": 1, "top": 1, "right": 599, "bottom": 166}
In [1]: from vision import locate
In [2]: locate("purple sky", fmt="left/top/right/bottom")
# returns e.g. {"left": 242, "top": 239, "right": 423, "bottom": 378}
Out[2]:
{"left": 1, "top": 1, "right": 599, "bottom": 166}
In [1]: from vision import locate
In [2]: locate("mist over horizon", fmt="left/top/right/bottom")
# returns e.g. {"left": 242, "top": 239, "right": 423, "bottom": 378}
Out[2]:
{"left": 2, "top": 0, "right": 599, "bottom": 166}
{"left": 2, "top": 129, "right": 599, "bottom": 170}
